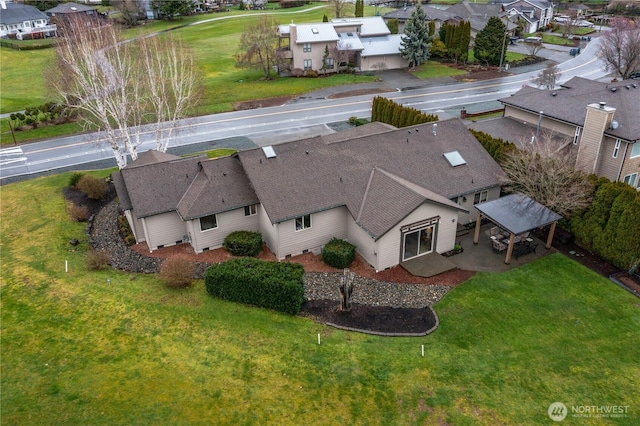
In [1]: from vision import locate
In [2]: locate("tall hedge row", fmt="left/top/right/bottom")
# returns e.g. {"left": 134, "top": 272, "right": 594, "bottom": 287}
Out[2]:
{"left": 569, "top": 178, "right": 640, "bottom": 270}
{"left": 371, "top": 97, "right": 438, "bottom": 128}
{"left": 468, "top": 129, "right": 516, "bottom": 163}
{"left": 204, "top": 258, "right": 305, "bottom": 315}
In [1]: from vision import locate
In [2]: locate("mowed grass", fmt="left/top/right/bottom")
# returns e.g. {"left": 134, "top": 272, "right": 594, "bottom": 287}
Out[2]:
{"left": 2, "top": 172, "right": 639, "bottom": 424}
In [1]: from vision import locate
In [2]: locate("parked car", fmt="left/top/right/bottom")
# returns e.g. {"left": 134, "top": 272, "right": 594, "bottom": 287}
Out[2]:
{"left": 630, "top": 71, "right": 640, "bottom": 80}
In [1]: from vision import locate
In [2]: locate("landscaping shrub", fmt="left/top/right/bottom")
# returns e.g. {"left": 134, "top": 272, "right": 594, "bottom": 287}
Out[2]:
{"left": 223, "top": 231, "right": 262, "bottom": 257}
{"left": 291, "top": 68, "right": 304, "bottom": 77}
{"left": 322, "top": 238, "right": 356, "bottom": 269}
{"left": 305, "top": 69, "right": 318, "bottom": 78}
{"left": 205, "top": 258, "right": 305, "bottom": 315}
{"left": 468, "top": 129, "right": 517, "bottom": 163}
{"left": 160, "top": 258, "right": 195, "bottom": 288}
{"left": 68, "top": 172, "right": 84, "bottom": 189}
{"left": 371, "top": 97, "right": 438, "bottom": 127}
{"left": 118, "top": 214, "right": 136, "bottom": 246}
{"left": 76, "top": 175, "right": 107, "bottom": 200}
{"left": 69, "top": 203, "right": 90, "bottom": 222}
{"left": 85, "top": 249, "right": 110, "bottom": 271}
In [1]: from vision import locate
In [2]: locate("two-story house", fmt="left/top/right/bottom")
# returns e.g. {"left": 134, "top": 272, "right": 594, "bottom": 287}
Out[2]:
{"left": 0, "top": 1, "right": 57, "bottom": 40}
{"left": 501, "top": 0, "right": 554, "bottom": 33}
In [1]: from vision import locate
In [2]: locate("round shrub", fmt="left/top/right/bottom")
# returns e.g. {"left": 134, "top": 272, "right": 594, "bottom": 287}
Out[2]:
{"left": 86, "top": 249, "right": 110, "bottom": 271}
{"left": 223, "top": 231, "right": 262, "bottom": 257}
{"left": 322, "top": 238, "right": 356, "bottom": 269}
{"left": 160, "top": 258, "right": 194, "bottom": 289}
{"left": 68, "top": 172, "right": 84, "bottom": 188}
{"left": 76, "top": 175, "right": 107, "bottom": 200}
{"left": 68, "top": 203, "right": 90, "bottom": 222}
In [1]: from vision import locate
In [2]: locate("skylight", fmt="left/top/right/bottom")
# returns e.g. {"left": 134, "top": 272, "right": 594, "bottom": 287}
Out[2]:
{"left": 311, "top": 28, "right": 319, "bottom": 34}
{"left": 443, "top": 151, "right": 466, "bottom": 167}
{"left": 262, "top": 146, "right": 276, "bottom": 159}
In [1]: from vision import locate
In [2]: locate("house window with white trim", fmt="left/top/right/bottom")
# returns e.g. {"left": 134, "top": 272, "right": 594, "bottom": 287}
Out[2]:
{"left": 573, "top": 126, "right": 581, "bottom": 145}
{"left": 473, "top": 190, "right": 488, "bottom": 205}
{"left": 623, "top": 173, "right": 639, "bottom": 188}
{"left": 295, "top": 214, "right": 311, "bottom": 231}
{"left": 244, "top": 204, "right": 257, "bottom": 216}
{"left": 613, "top": 139, "right": 621, "bottom": 158}
{"left": 303, "top": 43, "right": 311, "bottom": 53}
{"left": 200, "top": 214, "right": 218, "bottom": 231}
{"left": 303, "top": 59, "right": 312, "bottom": 70}
{"left": 325, "top": 57, "right": 334, "bottom": 68}
{"left": 631, "top": 142, "right": 640, "bottom": 158}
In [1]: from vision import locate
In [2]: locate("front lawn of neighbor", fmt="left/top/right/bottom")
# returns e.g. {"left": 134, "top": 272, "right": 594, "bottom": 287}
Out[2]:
{"left": 1, "top": 172, "right": 638, "bottom": 425}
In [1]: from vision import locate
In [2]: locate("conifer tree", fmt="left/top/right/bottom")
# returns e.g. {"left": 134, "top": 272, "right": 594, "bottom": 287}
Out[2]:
{"left": 474, "top": 16, "right": 508, "bottom": 66}
{"left": 400, "top": 5, "right": 432, "bottom": 69}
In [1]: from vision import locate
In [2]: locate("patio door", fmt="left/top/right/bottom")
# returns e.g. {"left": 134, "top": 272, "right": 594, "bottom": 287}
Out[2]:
{"left": 401, "top": 218, "right": 438, "bottom": 261}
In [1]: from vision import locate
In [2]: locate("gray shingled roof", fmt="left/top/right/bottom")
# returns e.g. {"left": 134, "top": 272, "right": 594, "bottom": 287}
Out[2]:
{"left": 238, "top": 118, "right": 504, "bottom": 238}
{"left": 177, "top": 156, "right": 259, "bottom": 220}
{"left": 0, "top": 3, "right": 48, "bottom": 25}
{"left": 45, "top": 2, "right": 97, "bottom": 14}
{"left": 500, "top": 77, "right": 640, "bottom": 142}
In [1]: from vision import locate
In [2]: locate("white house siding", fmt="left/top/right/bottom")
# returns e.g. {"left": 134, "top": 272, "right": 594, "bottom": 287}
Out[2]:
{"left": 375, "top": 202, "right": 459, "bottom": 271}
{"left": 190, "top": 208, "right": 261, "bottom": 253}
{"left": 125, "top": 210, "right": 145, "bottom": 243}
{"left": 275, "top": 207, "right": 349, "bottom": 259}
{"left": 346, "top": 219, "right": 378, "bottom": 269}
{"left": 360, "top": 55, "right": 407, "bottom": 71}
{"left": 142, "top": 212, "right": 187, "bottom": 251}
{"left": 258, "top": 206, "right": 279, "bottom": 257}
{"left": 455, "top": 186, "right": 501, "bottom": 226}
{"left": 597, "top": 136, "right": 626, "bottom": 182}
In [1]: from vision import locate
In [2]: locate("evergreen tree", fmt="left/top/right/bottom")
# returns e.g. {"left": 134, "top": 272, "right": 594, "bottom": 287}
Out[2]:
{"left": 460, "top": 21, "right": 471, "bottom": 63}
{"left": 428, "top": 21, "right": 435, "bottom": 37}
{"left": 400, "top": 5, "right": 433, "bottom": 69}
{"left": 387, "top": 18, "right": 399, "bottom": 35}
{"left": 355, "top": 0, "right": 364, "bottom": 18}
{"left": 473, "top": 16, "right": 508, "bottom": 66}
{"left": 323, "top": 14, "right": 329, "bottom": 23}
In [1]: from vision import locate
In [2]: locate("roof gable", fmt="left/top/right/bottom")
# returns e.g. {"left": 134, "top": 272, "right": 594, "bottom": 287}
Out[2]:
{"left": 0, "top": 3, "right": 48, "bottom": 25}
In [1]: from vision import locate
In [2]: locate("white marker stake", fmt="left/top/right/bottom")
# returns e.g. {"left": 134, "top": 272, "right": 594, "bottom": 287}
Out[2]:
{"left": 65, "top": 260, "right": 68, "bottom": 273}
{"left": 421, "top": 345, "right": 424, "bottom": 357}
{"left": 318, "top": 333, "right": 321, "bottom": 345}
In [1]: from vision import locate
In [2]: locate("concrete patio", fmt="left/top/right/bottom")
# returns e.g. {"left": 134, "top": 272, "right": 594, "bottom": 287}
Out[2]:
{"left": 397, "top": 224, "right": 556, "bottom": 278}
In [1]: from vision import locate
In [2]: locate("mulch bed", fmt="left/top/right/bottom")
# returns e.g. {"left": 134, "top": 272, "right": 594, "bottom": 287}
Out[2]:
{"left": 300, "top": 300, "right": 438, "bottom": 336}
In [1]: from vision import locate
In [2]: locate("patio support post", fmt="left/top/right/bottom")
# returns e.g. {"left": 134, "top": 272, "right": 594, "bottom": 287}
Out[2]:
{"left": 546, "top": 221, "right": 557, "bottom": 249}
{"left": 504, "top": 233, "right": 516, "bottom": 264}
{"left": 473, "top": 211, "right": 482, "bottom": 244}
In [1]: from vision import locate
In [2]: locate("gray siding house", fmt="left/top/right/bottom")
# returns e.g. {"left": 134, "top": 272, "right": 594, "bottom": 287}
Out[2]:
{"left": 113, "top": 118, "right": 505, "bottom": 271}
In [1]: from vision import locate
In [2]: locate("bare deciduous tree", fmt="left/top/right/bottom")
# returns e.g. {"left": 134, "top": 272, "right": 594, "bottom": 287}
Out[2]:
{"left": 330, "top": 40, "right": 352, "bottom": 73}
{"left": 530, "top": 62, "right": 561, "bottom": 89}
{"left": 330, "top": 0, "right": 349, "bottom": 19}
{"left": 599, "top": 17, "right": 640, "bottom": 80}
{"left": 559, "top": 19, "right": 577, "bottom": 39}
{"left": 112, "top": 0, "right": 145, "bottom": 27}
{"left": 50, "top": 17, "right": 200, "bottom": 168}
{"left": 524, "top": 40, "right": 544, "bottom": 57}
{"left": 500, "top": 131, "right": 593, "bottom": 216}
{"left": 236, "top": 16, "right": 280, "bottom": 79}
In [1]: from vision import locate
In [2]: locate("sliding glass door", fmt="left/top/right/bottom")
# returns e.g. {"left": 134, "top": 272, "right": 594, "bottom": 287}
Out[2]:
{"left": 402, "top": 224, "right": 435, "bottom": 261}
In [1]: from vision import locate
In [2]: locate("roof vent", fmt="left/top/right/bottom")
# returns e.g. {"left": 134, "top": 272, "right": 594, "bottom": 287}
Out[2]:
{"left": 551, "top": 91, "right": 557, "bottom": 96}
{"left": 633, "top": 83, "right": 638, "bottom": 88}
{"left": 626, "top": 85, "right": 631, "bottom": 90}
{"left": 611, "top": 87, "right": 617, "bottom": 92}
{"left": 599, "top": 101, "right": 606, "bottom": 109}
{"left": 262, "top": 146, "right": 276, "bottom": 159}
{"left": 311, "top": 27, "right": 319, "bottom": 34}
{"left": 611, "top": 120, "right": 619, "bottom": 130}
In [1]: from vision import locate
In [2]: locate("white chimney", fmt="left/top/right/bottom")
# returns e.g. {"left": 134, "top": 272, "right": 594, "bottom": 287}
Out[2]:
{"left": 1, "top": 0, "right": 7, "bottom": 10}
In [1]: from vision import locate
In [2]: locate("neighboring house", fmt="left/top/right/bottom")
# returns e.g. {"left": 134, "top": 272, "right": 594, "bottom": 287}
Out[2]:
{"left": 501, "top": 0, "right": 554, "bottom": 33}
{"left": 476, "top": 77, "right": 640, "bottom": 188}
{"left": 277, "top": 16, "right": 408, "bottom": 73}
{"left": 45, "top": 2, "right": 99, "bottom": 21}
{"left": 0, "top": 1, "right": 57, "bottom": 40}
{"left": 567, "top": 4, "right": 591, "bottom": 17}
{"left": 383, "top": 2, "right": 516, "bottom": 39}
{"left": 113, "top": 119, "right": 505, "bottom": 271}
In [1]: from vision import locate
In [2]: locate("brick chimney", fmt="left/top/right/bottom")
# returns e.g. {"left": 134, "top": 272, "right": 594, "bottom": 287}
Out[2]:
{"left": 575, "top": 102, "right": 616, "bottom": 175}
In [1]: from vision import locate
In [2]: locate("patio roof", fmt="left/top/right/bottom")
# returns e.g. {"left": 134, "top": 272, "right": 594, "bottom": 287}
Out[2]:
{"left": 475, "top": 194, "right": 562, "bottom": 235}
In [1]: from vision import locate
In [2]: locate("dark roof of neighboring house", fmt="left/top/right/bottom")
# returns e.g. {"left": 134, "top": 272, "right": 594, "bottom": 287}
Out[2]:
{"left": 569, "top": 4, "right": 590, "bottom": 10}
{"left": 447, "top": 2, "right": 503, "bottom": 18}
{"left": 0, "top": 3, "right": 48, "bottom": 25}
{"left": 238, "top": 118, "right": 503, "bottom": 238}
{"left": 500, "top": 76, "right": 640, "bottom": 142}
{"left": 504, "top": 0, "right": 552, "bottom": 10}
{"left": 46, "top": 2, "right": 97, "bottom": 14}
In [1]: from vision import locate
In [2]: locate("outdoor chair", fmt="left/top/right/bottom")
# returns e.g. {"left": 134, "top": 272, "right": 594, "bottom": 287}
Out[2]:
{"left": 492, "top": 238, "right": 507, "bottom": 254}
{"left": 490, "top": 226, "right": 504, "bottom": 240}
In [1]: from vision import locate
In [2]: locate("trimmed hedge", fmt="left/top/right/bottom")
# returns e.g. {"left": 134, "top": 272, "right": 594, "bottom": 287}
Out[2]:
{"left": 204, "top": 258, "right": 305, "bottom": 315}
{"left": 322, "top": 238, "right": 356, "bottom": 269}
{"left": 223, "top": 230, "right": 262, "bottom": 257}
{"left": 468, "top": 129, "right": 516, "bottom": 164}
{"left": 371, "top": 97, "right": 438, "bottom": 128}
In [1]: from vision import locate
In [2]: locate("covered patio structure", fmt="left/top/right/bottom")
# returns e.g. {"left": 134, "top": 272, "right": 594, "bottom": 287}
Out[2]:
{"left": 472, "top": 194, "right": 562, "bottom": 264}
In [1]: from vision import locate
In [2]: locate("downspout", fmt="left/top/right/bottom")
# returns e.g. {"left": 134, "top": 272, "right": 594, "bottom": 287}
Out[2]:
{"left": 615, "top": 142, "right": 630, "bottom": 182}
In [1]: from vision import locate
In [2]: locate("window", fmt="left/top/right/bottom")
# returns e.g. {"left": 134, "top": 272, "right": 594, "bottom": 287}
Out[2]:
{"left": 303, "top": 43, "right": 311, "bottom": 53}
{"left": 401, "top": 218, "right": 439, "bottom": 261}
{"left": 295, "top": 214, "right": 311, "bottom": 231}
{"left": 200, "top": 214, "right": 217, "bottom": 231}
{"left": 623, "top": 173, "right": 638, "bottom": 188}
{"left": 631, "top": 142, "right": 640, "bottom": 158}
{"left": 244, "top": 204, "right": 257, "bottom": 216}
{"left": 473, "top": 190, "right": 488, "bottom": 205}
{"left": 573, "top": 126, "right": 581, "bottom": 145}
{"left": 303, "top": 59, "right": 312, "bottom": 70}
{"left": 325, "top": 57, "right": 334, "bottom": 68}
{"left": 613, "top": 139, "right": 621, "bottom": 158}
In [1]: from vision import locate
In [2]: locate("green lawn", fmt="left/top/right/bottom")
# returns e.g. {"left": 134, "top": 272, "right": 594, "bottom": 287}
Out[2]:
{"left": 412, "top": 61, "right": 467, "bottom": 79}
{"left": 2, "top": 171, "right": 638, "bottom": 424}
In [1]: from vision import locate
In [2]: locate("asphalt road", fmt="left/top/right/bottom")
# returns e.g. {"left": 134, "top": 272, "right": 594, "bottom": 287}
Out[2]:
{"left": 0, "top": 37, "right": 609, "bottom": 184}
